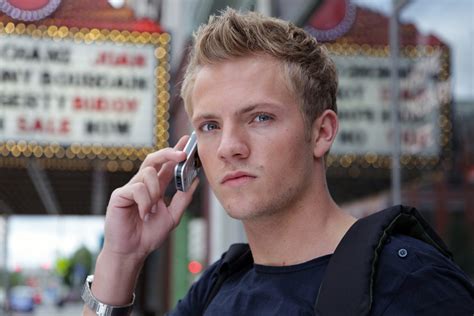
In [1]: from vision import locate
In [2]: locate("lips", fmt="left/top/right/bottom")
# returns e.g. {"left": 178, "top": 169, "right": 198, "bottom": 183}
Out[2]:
{"left": 221, "top": 171, "right": 256, "bottom": 185}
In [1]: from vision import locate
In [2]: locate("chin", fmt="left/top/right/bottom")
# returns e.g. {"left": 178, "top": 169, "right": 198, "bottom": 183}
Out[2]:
{"left": 222, "top": 198, "right": 277, "bottom": 221}
{"left": 225, "top": 207, "right": 255, "bottom": 220}
{"left": 221, "top": 200, "right": 250, "bottom": 219}
{"left": 214, "top": 186, "right": 280, "bottom": 220}
{"left": 217, "top": 194, "right": 254, "bottom": 219}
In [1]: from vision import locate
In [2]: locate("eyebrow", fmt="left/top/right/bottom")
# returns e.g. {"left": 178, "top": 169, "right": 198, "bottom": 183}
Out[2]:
{"left": 237, "top": 103, "right": 262, "bottom": 116}
{"left": 192, "top": 102, "right": 281, "bottom": 123}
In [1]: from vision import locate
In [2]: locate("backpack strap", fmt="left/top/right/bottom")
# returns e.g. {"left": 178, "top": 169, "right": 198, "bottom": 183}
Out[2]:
{"left": 314, "top": 205, "right": 452, "bottom": 316}
{"left": 202, "top": 243, "right": 253, "bottom": 312}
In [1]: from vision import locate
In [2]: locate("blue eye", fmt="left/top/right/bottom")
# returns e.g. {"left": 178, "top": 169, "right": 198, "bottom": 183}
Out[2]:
{"left": 254, "top": 113, "right": 272, "bottom": 122}
{"left": 200, "top": 122, "right": 219, "bottom": 132}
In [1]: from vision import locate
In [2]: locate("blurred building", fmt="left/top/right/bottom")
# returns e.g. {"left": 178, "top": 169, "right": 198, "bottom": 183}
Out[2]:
{"left": 0, "top": 0, "right": 171, "bottom": 314}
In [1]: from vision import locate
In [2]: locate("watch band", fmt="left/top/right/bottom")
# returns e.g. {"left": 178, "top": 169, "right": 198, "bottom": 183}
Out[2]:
{"left": 81, "top": 275, "right": 135, "bottom": 316}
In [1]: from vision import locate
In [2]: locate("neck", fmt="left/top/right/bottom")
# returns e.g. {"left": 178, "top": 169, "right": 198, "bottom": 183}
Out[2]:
{"left": 243, "top": 185, "right": 356, "bottom": 266}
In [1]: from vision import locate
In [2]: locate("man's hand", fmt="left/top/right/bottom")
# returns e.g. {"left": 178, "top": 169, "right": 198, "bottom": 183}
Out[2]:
{"left": 83, "top": 135, "right": 199, "bottom": 315}
{"left": 103, "top": 135, "right": 198, "bottom": 259}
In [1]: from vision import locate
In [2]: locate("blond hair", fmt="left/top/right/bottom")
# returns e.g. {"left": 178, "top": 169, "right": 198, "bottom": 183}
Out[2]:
{"left": 181, "top": 8, "right": 338, "bottom": 133}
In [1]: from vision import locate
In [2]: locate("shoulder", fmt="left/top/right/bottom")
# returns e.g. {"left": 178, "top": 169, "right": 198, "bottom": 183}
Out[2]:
{"left": 371, "top": 234, "right": 474, "bottom": 315}
{"left": 376, "top": 234, "right": 471, "bottom": 279}
{"left": 379, "top": 234, "right": 456, "bottom": 269}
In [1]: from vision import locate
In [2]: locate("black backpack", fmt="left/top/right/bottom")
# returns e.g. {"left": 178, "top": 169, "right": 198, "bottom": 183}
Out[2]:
{"left": 202, "top": 205, "right": 454, "bottom": 315}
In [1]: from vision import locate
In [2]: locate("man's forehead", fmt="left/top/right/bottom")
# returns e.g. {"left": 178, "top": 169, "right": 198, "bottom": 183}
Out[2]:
{"left": 188, "top": 55, "right": 292, "bottom": 121}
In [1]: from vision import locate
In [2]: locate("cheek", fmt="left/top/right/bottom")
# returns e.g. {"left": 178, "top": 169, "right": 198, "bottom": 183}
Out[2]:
{"left": 271, "top": 131, "right": 308, "bottom": 159}
{"left": 198, "top": 147, "right": 218, "bottom": 178}
{"left": 199, "top": 153, "right": 212, "bottom": 173}
{"left": 268, "top": 139, "right": 312, "bottom": 175}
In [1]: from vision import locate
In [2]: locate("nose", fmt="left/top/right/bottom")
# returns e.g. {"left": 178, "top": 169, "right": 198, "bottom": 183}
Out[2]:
{"left": 217, "top": 126, "right": 250, "bottom": 161}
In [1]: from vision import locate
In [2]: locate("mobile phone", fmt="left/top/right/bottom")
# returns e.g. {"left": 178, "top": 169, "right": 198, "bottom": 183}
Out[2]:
{"left": 174, "top": 132, "right": 201, "bottom": 192}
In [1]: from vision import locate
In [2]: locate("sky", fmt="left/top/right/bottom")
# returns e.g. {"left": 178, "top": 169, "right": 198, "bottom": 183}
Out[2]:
{"left": 3, "top": 0, "right": 473, "bottom": 271}
{"left": 3, "top": 216, "right": 104, "bottom": 270}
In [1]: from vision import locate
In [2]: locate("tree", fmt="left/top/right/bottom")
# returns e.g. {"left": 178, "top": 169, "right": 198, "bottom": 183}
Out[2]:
{"left": 54, "top": 245, "right": 93, "bottom": 288}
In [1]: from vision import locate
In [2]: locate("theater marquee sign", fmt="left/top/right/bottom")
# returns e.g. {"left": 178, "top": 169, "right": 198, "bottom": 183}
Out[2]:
{"left": 326, "top": 43, "right": 451, "bottom": 169}
{"left": 0, "top": 23, "right": 170, "bottom": 167}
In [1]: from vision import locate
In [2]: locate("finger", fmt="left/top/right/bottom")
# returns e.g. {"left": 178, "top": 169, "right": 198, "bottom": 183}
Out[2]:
{"left": 129, "top": 135, "right": 191, "bottom": 190}
{"left": 133, "top": 183, "right": 154, "bottom": 220}
{"left": 134, "top": 135, "right": 189, "bottom": 177}
{"left": 142, "top": 166, "right": 161, "bottom": 204}
{"left": 139, "top": 147, "right": 186, "bottom": 171}
{"left": 144, "top": 199, "right": 168, "bottom": 227}
{"left": 174, "top": 135, "right": 190, "bottom": 151}
{"left": 168, "top": 178, "right": 200, "bottom": 227}
{"left": 109, "top": 185, "right": 139, "bottom": 209}
{"left": 155, "top": 135, "right": 192, "bottom": 188}
{"left": 157, "top": 160, "right": 178, "bottom": 190}
{"left": 117, "top": 182, "right": 152, "bottom": 220}
{"left": 129, "top": 149, "right": 185, "bottom": 185}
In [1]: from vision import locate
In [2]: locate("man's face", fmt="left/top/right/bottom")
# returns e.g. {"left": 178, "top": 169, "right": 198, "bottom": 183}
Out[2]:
{"left": 190, "top": 55, "right": 316, "bottom": 220}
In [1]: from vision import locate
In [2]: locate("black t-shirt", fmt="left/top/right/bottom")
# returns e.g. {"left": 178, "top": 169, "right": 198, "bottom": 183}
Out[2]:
{"left": 169, "top": 235, "right": 474, "bottom": 315}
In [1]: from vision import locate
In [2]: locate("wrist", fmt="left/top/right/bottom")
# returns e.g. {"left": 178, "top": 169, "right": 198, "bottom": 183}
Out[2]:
{"left": 99, "top": 245, "right": 148, "bottom": 269}
{"left": 82, "top": 275, "right": 135, "bottom": 316}
{"left": 91, "top": 249, "right": 145, "bottom": 306}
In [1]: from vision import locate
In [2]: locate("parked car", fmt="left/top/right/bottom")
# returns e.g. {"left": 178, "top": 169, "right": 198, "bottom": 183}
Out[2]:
{"left": 8, "top": 286, "right": 35, "bottom": 312}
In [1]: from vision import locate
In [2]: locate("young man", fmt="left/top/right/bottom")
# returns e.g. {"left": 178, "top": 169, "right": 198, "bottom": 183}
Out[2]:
{"left": 83, "top": 9, "right": 473, "bottom": 316}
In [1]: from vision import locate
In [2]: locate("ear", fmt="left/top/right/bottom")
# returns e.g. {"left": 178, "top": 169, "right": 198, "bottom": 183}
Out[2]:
{"left": 312, "top": 109, "right": 339, "bottom": 159}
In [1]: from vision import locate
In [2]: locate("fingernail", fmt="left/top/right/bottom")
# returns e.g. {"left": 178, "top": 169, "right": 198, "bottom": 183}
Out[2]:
{"left": 151, "top": 205, "right": 157, "bottom": 213}
{"left": 144, "top": 213, "right": 150, "bottom": 222}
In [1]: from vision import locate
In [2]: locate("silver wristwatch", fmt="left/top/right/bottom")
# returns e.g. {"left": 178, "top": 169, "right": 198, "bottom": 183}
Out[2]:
{"left": 81, "top": 275, "right": 135, "bottom": 316}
